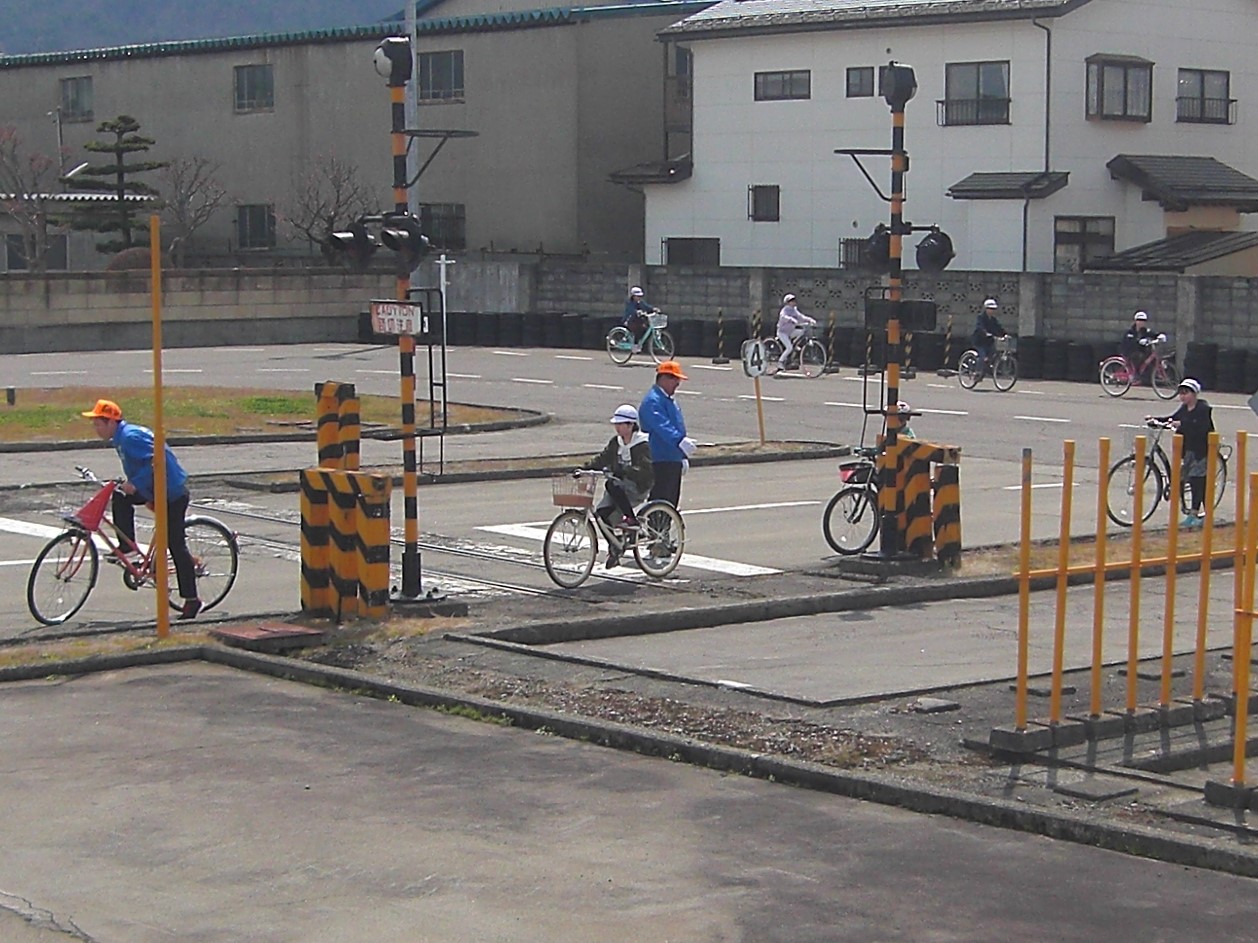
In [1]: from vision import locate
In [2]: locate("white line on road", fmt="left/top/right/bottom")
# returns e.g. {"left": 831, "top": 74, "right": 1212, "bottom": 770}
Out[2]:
{"left": 493, "top": 350, "right": 528, "bottom": 357}
{"left": 676, "top": 389, "right": 702, "bottom": 396}
{"left": 1014, "top": 415, "right": 1071, "bottom": 423}
{"left": 926, "top": 383, "right": 952, "bottom": 390}
{"left": 584, "top": 383, "right": 623, "bottom": 391}
{"left": 357, "top": 369, "right": 400, "bottom": 375}
{"left": 1215, "top": 403, "right": 1250, "bottom": 410}
{"left": 740, "top": 394, "right": 784, "bottom": 402}
{"left": 823, "top": 401, "right": 863, "bottom": 409}
{"left": 0, "top": 559, "right": 37, "bottom": 567}
{"left": 685, "top": 500, "right": 820, "bottom": 514}
{"left": 144, "top": 369, "right": 202, "bottom": 374}
{"left": 31, "top": 370, "right": 87, "bottom": 376}
{"left": 1018, "top": 389, "right": 1046, "bottom": 395}
{"left": 690, "top": 364, "right": 733, "bottom": 372}
{"left": 554, "top": 355, "right": 592, "bottom": 361}
{"left": 447, "top": 373, "right": 482, "bottom": 379}
{"left": 1002, "top": 482, "right": 1065, "bottom": 491}
{"left": 918, "top": 407, "right": 969, "bottom": 416}
{"left": 512, "top": 378, "right": 553, "bottom": 385}
{"left": 0, "top": 517, "right": 68, "bottom": 540}
{"left": 256, "top": 368, "right": 310, "bottom": 373}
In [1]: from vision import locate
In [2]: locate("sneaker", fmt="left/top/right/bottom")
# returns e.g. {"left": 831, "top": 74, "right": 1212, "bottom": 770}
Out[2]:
{"left": 620, "top": 516, "right": 640, "bottom": 531}
{"left": 631, "top": 344, "right": 641, "bottom": 354}
{"left": 605, "top": 550, "right": 621, "bottom": 569}
{"left": 1180, "top": 515, "right": 1200, "bottom": 528}
{"left": 178, "top": 598, "right": 203, "bottom": 620}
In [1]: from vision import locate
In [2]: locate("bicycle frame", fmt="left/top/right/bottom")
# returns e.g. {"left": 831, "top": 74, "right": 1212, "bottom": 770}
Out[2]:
{"left": 65, "top": 479, "right": 159, "bottom": 584}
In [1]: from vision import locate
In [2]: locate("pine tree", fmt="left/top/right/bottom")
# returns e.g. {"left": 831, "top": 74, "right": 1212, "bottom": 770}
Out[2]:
{"left": 63, "top": 115, "right": 168, "bottom": 255}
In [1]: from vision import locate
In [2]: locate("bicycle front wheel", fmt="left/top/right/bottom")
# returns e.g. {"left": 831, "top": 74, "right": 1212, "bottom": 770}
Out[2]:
{"left": 957, "top": 350, "right": 982, "bottom": 389}
{"left": 28, "top": 530, "right": 99, "bottom": 625}
{"left": 1106, "top": 455, "right": 1164, "bottom": 526}
{"left": 177, "top": 517, "right": 239, "bottom": 612}
{"left": 799, "top": 339, "right": 827, "bottom": 378}
{"left": 633, "top": 501, "right": 685, "bottom": 578}
{"left": 763, "top": 337, "right": 785, "bottom": 375}
{"left": 543, "top": 510, "right": 597, "bottom": 588}
{"left": 822, "top": 486, "right": 880, "bottom": 554}
{"left": 993, "top": 353, "right": 1018, "bottom": 391}
{"left": 1099, "top": 358, "right": 1131, "bottom": 397}
{"left": 606, "top": 326, "right": 634, "bottom": 365}
{"left": 1151, "top": 358, "right": 1180, "bottom": 399}
{"left": 649, "top": 330, "right": 675, "bottom": 363}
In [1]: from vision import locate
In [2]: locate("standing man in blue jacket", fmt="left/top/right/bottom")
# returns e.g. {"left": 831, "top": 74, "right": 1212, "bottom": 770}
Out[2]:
{"left": 638, "top": 360, "right": 696, "bottom": 508}
{"left": 82, "top": 398, "right": 202, "bottom": 619}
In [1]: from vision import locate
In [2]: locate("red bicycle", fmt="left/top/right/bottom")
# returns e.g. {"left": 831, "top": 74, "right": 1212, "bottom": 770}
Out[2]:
{"left": 26, "top": 467, "right": 239, "bottom": 625}
{"left": 1098, "top": 335, "right": 1180, "bottom": 399}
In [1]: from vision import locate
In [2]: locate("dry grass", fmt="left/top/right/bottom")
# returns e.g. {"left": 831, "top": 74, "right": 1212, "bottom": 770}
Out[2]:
{"left": 0, "top": 387, "right": 514, "bottom": 442}
{"left": 0, "top": 631, "right": 210, "bottom": 670}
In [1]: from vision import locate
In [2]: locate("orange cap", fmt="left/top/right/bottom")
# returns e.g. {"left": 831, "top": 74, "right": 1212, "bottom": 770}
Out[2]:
{"left": 81, "top": 399, "right": 123, "bottom": 420}
{"left": 656, "top": 360, "right": 688, "bottom": 380}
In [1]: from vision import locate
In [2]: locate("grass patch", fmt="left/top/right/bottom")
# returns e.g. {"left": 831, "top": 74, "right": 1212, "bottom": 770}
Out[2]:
{"left": 0, "top": 631, "right": 208, "bottom": 670}
{"left": 0, "top": 387, "right": 521, "bottom": 442}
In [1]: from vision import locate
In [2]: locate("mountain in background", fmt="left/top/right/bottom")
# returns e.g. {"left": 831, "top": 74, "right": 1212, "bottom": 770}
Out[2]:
{"left": 0, "top": 1, "right": 406, "bottom": 55}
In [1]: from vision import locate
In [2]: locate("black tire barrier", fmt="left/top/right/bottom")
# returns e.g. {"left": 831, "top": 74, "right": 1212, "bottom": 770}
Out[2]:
{"left": 561, "top": 313, "right": 585, "bottom": 348}
{"left": 1018, "top": 335, "right": 1045, "bottom": 379}
{"left": 832, "top": 326, "right": 855, "bottom": 366}
{"left": 912, "top": 331, "right": 943, "bottom": 371}
{"left": 498, "top": 312, "right": 524, "bottom": 348}
{"left": 1184, "top": 341, "right": 1218, "bottom": 389}
{"left": 1245, "top": 350, "right": 1258, "bottom": 395}
{"left": 678, "top": 319, "right": 704, "bottom": 357}
{"left": 521, "top": 312, "right": 546, "bottom": 348}
{"left": 701, "top": 318, "right": 721, "bottom": 359}
{"left": 850, "top": 330, "right": 886, "bottom": 368}
{"left": 474, "top": 311, "right": 500, "bottom": 348}
{"left": 1216, "top": 347, "right": 1246, "bottom": 393}
{"left": 1042, "top": 338, "right": 1069, "bottom": 381}
{"left": 581, "top": 316, "right": 607, "bottom": 350}
{"left": 542, "top": 312, "right": 566, "bottom": 348}
{"left": 1066, "top": 340, "right": 1094, "bottom": 383}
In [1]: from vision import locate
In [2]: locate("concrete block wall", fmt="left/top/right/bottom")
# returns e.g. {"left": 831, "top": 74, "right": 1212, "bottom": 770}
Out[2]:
{"left": 1199, "top": 279, "right": 1258, "bottom": 348}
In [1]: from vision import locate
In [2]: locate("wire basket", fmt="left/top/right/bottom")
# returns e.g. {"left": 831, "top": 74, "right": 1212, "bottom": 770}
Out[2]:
{"left": 995, "top": 335, "right": 1018, "bottom": 353}
{"left": 647, "top": 312, "right": 668, "bottom": 329}
{"left": 552, "top": 473, "right": 597, "bottom": 509}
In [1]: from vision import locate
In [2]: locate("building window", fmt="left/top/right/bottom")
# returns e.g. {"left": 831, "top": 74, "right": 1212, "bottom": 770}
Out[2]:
{"left": 419, "top": 202, "right": 466, "bottom": 250}
{"left": 59, "top": 76, "right": 93, "bottom": 121}
{"left": 839, "top": 237, "right": 869, "bottom": 270}
{"left": 1086, "top": 55, "right": 1152, "bottom": 121}
{"left": 748, "top": 185, "right": 780, "bottom": 222}
{"left": 419, "top": 51, "right": 464, "bottom": 101}
{"left": 1054, "top": 216, "right": 1114, "bottom": 273}
{"left": 846, "top": 67, "right": 874, "bottom": 98}
{"left": 5, "top": 234, "right": 68, "bottom": 271}
{"left": 664, "top": 237, "right": 720, "bottom": 266}
{"left": 236, "top": 204, "right": 276, "bottom": 249}
{"left": 1177, "top": 68, "right": 1233, "bottom": 124}
{"left": 234, "top": 64, "right": 274, "bottom": 112}
{"left": 754, "top": 70, "right": 810, "bottom": 102}
{"left": 939, "top": 61, "right": 1010, "bottom": 125}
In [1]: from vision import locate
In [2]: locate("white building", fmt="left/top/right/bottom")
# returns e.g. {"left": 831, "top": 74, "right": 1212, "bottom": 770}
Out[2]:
{"left": 643, "top": 0, "right": 1258, "bottom": 273}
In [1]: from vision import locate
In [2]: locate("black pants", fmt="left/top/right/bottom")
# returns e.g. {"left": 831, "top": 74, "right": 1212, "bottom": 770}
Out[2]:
{"left": 113, "top": 490, "right": 198, "bottom": 601}
{"left": 649, "top": 462, "right": 683, "bottom": 508}
{"left": 595, "top": 479, "right": 638, "bottom": 527}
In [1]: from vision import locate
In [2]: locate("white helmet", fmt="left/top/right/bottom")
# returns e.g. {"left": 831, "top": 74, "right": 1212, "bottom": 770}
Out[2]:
{"left": 1178, "top": 377, "right": 1202, "bottom": 394}
{"left": 630, "top": 286, "right": 644, "bottom": 297}
{"left": 1134, "top": 310, "right": 1148, "bottom": 321}
{"left": 610, "top": 404, "right": 639, "bottom": 424}
{"left": 783, "top": 293, "right": 797, "bottom": 305}
{"left": 896, "top": 400, "right": 912, "bottom": 414}
{"left": 983, "top": 298, "right": 999, "bottom": 309}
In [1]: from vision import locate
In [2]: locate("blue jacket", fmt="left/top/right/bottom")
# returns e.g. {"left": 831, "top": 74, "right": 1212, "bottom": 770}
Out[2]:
{"left": 622, "top": 298, "right": 656, "bottom": 326}
{"left": 639, "top": 383, "right": 687, "bottom": 463}
{"left": 111, "top": 419, "right": 189, "bottom": 502}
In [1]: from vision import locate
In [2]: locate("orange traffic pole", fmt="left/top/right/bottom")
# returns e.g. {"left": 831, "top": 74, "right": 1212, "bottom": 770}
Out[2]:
{"left": 1126, "top": 434, "right": 1147, "bottom": 714}
{"left": 1194, "top": 431, "right": 1220, "bottom": 701}
{"left": 1089, "top": 437, "right": 1110, "bottom": 718}
{"left": 1015, "top": 448, "right": 1032, "bottom": 731}
{"left": 1049, "top": 440, "right": 1075, "bottom": 724}
{"left": 1230, "top": 473, "right": 1258, "bottom": 786}
{"left": 149, "top": 214, "right": 171, "bottom": 639}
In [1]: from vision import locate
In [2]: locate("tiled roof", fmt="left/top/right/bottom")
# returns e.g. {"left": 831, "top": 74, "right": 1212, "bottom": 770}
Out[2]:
{"left": 1085, "top": 230, "right": 1258, "bottom": 273}
{"left": 1106, "top": 155, "right": 1258, "bottom": 212}
{"left": 947, "top": 171, "right": 1069, "bottom": 200}
{"left": 662, "top": 0, "right": 1088, "bottom": 38}
{"left": 0, "top": 2, "right": 712, "bottom": 68}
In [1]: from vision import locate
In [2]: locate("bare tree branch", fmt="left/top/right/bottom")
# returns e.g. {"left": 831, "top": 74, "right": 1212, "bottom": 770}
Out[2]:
{"left": 0, "top": 126, "right": 61, "bottom": 274}
{"left": 159, "top": 156, "right": 228, "bottom": 267}
{"left": 279, "top": 154, "right": 376, "bottom": 263}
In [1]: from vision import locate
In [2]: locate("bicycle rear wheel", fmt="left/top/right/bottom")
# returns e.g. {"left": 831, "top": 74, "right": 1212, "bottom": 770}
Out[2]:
{"left": 799, "top": 339, "right": 827, "bottom": 378}
{"left": 633, "top": 501, "right": 685, "bottom": 578}
{"left": 177, "top": 517, "right": 239, "bottom": 612}
{"left": 606, "top": 326, "right": 634, "bottom": 365}
{"left": 993, "top": 353, "right": 1018, "bottom": 391}
{"left": 1105, "top": 455, "right": 1163, "bottom": 526}
{"left": 822, "top": 486, "right": 879, "bottom": 554}
{"left": 957, "top": 350, "right": 982, "bottom": 389}
{"left": 543, "top": 510, "right": 597, "bottom": 588}
{"left": 1099, "top": 358, "right": 1131, "bottom": 397}
{"left": 1151, "top": 359, "right": 1180, "bottom": 399}
{"left": 1180, "top": 451, "right": 1229, "bottom": 514}
{"left": 649, "top": 330, "right": 675, "bottom": 363}
{"left": 28, "top": 530, "right": 99, "bottom": 625}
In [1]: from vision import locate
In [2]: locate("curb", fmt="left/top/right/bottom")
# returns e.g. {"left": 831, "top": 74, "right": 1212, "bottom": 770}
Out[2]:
{"left": 6, "top": 643, "right": 1256, "bottom": 879}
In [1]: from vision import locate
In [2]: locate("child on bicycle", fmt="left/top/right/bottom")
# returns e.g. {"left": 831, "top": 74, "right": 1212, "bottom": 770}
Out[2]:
{"left": 621, "top": 287, "right": 658, "bottom": 353}
{"left": 1147, "top": 377, "right": 1214, "bottom": 526}
{"left": 775, "top": 293, "right": 817, "bottom": 372}
{"left": 82, "top": 398, "right": 202, "bottom": 619}
{"left": 578, "top": 403, "right": 655, "bottom": 567}
{"left": 1120, "top": 310, "right": 1162, "bottom": 382}
{"left": 972, "top": 297, "right": 1006, "bottom": 375}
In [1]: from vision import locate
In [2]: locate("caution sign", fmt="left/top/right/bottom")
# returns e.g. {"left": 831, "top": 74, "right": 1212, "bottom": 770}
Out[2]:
{"left": 370, "top": 299, "right": 430, "bottom": 337}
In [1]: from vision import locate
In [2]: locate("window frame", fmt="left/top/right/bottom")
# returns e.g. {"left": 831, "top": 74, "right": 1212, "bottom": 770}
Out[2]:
{"left": 939, "top": 60, "right": 1011, "bottom": 126}
{"left": 235, "top": 204, "right": 276, "bottom": 250}
{"left": 663, "top": 237, "right": 720, "bottom": 266}
{"left": 754, "top": 70, "right": 811, "bottom": 102}
{"left": 1053, "top": 215, "right": 1115, "bottom": 273}
{"left": 1177, "top": 68, "right": 1233, "bottom": 124}
{"left": 5, "top": 233, "right": 69, "bottom": 271}
{"left": 233, "top": 64, "right": 275, "bottom": 113}
{"left": 58, "top": 76, "right": 94, "bottom": 122}
{"left": 1086, "top": 55, "right": 1153, "bottom": 122}
{"left": 846, "top": 66, "right": 875, "bottom": 98}
{"left": 748, "top": 185, "right": 780, "bottom": 223}
{"left": 418, "top": 50, "right": 465, "bottom": 102}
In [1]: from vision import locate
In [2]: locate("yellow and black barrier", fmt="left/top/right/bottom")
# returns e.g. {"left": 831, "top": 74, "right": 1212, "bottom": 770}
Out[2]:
{"left": 315, "top": 381, "right": 361, "bottom": 470}
{"left": 300, "top": 468, "right": 392, "bottom": 621}
{"left": 885, "top": 440, "right": 961, "bottom": 564}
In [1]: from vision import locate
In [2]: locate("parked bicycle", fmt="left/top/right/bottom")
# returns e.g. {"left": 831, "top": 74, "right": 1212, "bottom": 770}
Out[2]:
{"left": 762, "top": 326, "right": 829, "bottom": 378}
{"left": 822, "top": 446, "right": 881, "bottom": 554}
{"left": 606, "top": 312, "right": 675, "bottom": 365}
{"left": 1104, "top": 421, "right": 1230, "bottom": 527}
{"left": 27, "top": 467, "right": 240, "bottom": 625}
{"left": 1098, "top": 334, "right": 1179, "bottom": 399}
{"left": 958, "top": 335, "right": 1017, "bottom": 391}
{"left": 542, "top": 470, "right": 685, "bottom": 587}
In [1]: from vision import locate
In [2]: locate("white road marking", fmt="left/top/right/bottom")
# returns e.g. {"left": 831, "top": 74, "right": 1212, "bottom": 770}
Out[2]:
{"left": 31, "top": 370, "right": 87, "bottom": 376}
{"left": 479, "top": 523, "right": 779, "bottom": 576}
{"left": 0, "top": 517, "right": 65, "bottom": 540}
{"left": 740, "top": 394, "right": 784, "bottom": 402}
{"left": 823, "top": 401, "right": 864, "bottom": 409}
{"left": 691, "top": 363, "right": 733, "bottom": 372}
{"left": 555, "top": 355, "right": 592, "bottom": 361}
{"left": 1018, "top": 389, "right": 1046, "bottom": 395}
{"left": 493, "top": 350, "right": 528, "bottom": 357}
{"left": 926, "top": 383, "right": 952, "bottom": 389}
{"left": 1002, "top": 482, "right": 1066, "bottom": 491}
{"left": 1014, "top": 415, "right": 1071, "bottom": 423}
{"left": 144, "top": 369, "right": 202, "bottom": 374}
{"left": 256, "top": 368, "right": 310, "bottom": 373}
{"left": 918, "top": 407, "right": 968, "bottom": 416}
{"left": 584, "top": 384, "right": 624, "bottom": 391}
{"left": 685, "top": 500, "right": 820, "bottom": 514}
{"left": 1215, "top": 403, "right": 1249, "bottom": 410}
{"left": 676, "top": 389, "right": 702, "bottom": 396}
{"left": 357, "top": 369, "right": 400, "bottom": 375}
{"left": 512, "top": 378, "right": 553, "bottom": 385}
{"left": 0, "top": 559, "right": 37, "bottom": 567}
{"left": 447, "top": 373, "right": 481, "bottom": 379}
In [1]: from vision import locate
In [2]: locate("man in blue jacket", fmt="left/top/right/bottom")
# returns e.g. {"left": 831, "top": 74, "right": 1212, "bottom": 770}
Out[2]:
{"left": 82, "top": 398, "right": 202, "bottom": 619}
{"left": 638, "top": 360, "right": 696, "bottom": 508}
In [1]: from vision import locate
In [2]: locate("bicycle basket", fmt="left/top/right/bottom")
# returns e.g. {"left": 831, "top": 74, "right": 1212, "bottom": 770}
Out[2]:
{"left": 552, "top": 474, "right": 597, "bottom": 509}
{"left": 995, "top": 335, "right": 1018, "bottom": 353}
{"left": 67, "top": 481, "right": 117, "bottom": 530}
{"left": 647, "top": 312, "right": 668, "bottom": 329}
{"left": 839, "top": 460, "right": 875, "bottom": 484}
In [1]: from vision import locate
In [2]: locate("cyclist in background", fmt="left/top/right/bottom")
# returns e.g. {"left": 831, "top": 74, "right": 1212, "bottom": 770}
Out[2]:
{"left": 1120, "top": 310, "right": 1159, "bottom": 382}
{"left": 972, "top": 297, "right": 1006, "bottom": 376}
{"left": 775, "top": 293, "right": 817, "bottom": 373}
{"left": 82, "top": 398, "right": 202, "bottom": 619}
{"left": 895, "top": 401, "right": 917, "bottom": 440}
{"left": 622, "top": 286, "right": 658, "bottom": 353}
{"left": 1147, "top": 377, "right": 1214, "bottom": 526}
{"left": 579, "top": 403, "right": 654, "bottom": 568}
